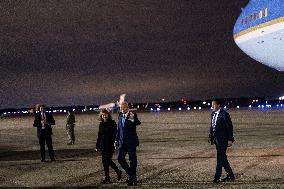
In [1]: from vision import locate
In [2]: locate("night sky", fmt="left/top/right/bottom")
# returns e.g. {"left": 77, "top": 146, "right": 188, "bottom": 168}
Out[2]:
{"left": 1, "top": 0, "right": 284, "bottom": 109}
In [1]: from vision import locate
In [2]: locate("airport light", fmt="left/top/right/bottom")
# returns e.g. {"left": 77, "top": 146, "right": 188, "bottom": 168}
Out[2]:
{"left": 258, "top": 105, "right": 261, "bottom": 108}
{"left": 3, "top": 113, "right": 7, "bottom": 115}
{"left": 178, "top": 107, "right": 182, "bottom": 111}
{"left": 266, "top": 104, "right": 272, "bottom": 108}
{"left": 261, "top": 105, "right": 265, "bottom": 108}
{"left": 207, "top": 103, "right": 211, "bottom": 106}
{"left": 187, "top": 107, "right": 190, "bottom": 111}
{"left": 157, "top": 108, "right": 161, "bottom": 112}
{"left": 198, "top": 107, "right": 202, "bottom": 110}
{"left": 150, "top": 108, "right": 154, "bottom": 112}
{"left": 167, "top": 108, "right": 171, "bottom": 111}
{"left": 276, "top": 104, "right": 279, "bottom": 108}
{"left": 249, "top": 105, "right": 252, "bottom": 108}
{"left": 194, "top": 107, "right": 197, "bottom": 110}
{"left": 237, "top": 106, "right": 240, "bottom": 109}
{"left": 210, "top": 107, "right": 213, "bottom": 110}
{"left": 224, "top": 106, "right": 227, "bottom": 109}
{"left": 203, "top": 101, "right": 206, "bottom": 104}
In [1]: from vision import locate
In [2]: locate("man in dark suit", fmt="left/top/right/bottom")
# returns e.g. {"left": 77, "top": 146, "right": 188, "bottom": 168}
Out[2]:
{"left": 33, "top": 104, "right": 56, "bottom": 162}
{"left": 209, "top": 100, "right": 235, "bottom": 183}
{"left": 116, "top": 102, "right": 141, "bottom": 186}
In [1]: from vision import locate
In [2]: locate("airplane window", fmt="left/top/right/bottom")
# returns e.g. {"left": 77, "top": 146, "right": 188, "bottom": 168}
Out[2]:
{"left": 250, "top": 15, "right": 253, "bottom": 22}
{"left": 264, "top": 8, "right": 268, "bottom": 17}
{"left": 259, "top": 10, "right": 263, "bottom": 19}
{"left": 254, "top": 13, "right": 257, "bottom": 20}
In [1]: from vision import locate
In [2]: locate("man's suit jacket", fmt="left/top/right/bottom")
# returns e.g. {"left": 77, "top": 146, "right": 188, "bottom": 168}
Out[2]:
{"left": 33, "top": 112, "right": 55, "bottom": 137}
{"left": 116, "top": 112, "right": 141, "bottom": 148}
{"left": 209, "top": 109, "right": 234, "bottom": 146}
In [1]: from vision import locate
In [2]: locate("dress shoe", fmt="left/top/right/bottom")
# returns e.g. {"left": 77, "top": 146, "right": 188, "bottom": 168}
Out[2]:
{"left": 101, "top": 177, "right": 111, "bottom": 184}
{"left": 213, "top": 178, "right": 221, "bottom": 183}
{"left": 127, "top": 178, "right": 137, "bottom": 186}
{"left": 127, "top": 181, "right": 134, "bottom": 186}
{"left": 221, "top": 176, "right": 235, "bottom": 182}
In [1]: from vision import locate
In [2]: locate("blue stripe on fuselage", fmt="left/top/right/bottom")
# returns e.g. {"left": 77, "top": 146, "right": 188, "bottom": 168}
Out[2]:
{"left": 233, "top": 0, "right": 284, "bottom": 35}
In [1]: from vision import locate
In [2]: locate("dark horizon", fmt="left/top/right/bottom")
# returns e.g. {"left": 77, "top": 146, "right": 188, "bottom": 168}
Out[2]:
{"left": 1, "top": 0, "right": 284, "bottom": 109}
{"left": 1, "top": 95, "right": 282, "bottom": 112}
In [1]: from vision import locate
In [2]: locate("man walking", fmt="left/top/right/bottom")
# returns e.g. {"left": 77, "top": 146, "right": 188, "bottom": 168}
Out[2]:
{"left": 209, "top": 100, "right": 235, "bottom": 183}
{"left": 116, "top": 102, "right": 141, "bottom": 186}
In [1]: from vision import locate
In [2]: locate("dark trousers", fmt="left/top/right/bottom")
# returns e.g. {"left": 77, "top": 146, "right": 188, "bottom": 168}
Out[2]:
{"left": 215, "top": 145, "right": 234, "bottom": 179}
{"left": 101, "top": 149, "right": 120, "bottom": 178}
{"left": 117, "top": 144, "right": 137, "bottom": 182}
{"left": 39, "top": 132, "right": 54, "bottom": 160}
{"left": 66, "top": 125, "right": 75, "bottom": 143}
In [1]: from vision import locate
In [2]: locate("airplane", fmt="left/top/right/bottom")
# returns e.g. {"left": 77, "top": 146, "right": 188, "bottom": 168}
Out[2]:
{"left": 233, "top": 0, "right": 284, "bottom": 71}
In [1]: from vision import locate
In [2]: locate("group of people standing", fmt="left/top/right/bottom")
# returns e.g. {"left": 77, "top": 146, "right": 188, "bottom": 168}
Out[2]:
{"left": 33, "top": 100, "right": 235, "bottom": 185}
{"left": 33, "top": 102, "right": 141, "bottom": 186}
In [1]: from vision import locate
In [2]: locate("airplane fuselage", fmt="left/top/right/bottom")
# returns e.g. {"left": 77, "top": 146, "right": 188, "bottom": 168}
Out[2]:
{"left": 233, "top": 0, "right": 284, "bottom": 71}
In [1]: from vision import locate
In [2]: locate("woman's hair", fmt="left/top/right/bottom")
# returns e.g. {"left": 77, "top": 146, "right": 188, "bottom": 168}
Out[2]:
{"left": 98, "top": 109, "right": 112, "bottom": 122}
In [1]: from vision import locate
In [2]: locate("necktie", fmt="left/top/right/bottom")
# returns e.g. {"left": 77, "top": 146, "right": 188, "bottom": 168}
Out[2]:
{"left": 41, "top": 113, "right": 46, "bottom": 129}
{"left": 212, "top": 112, "right": 218, "bottom": 132}
{"left": 122, "top": 114, "right": 126, "bottom": 126}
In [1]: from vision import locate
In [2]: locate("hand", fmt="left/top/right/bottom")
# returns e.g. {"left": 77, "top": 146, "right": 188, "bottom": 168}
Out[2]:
{"left": 208, "top": 138, "right": 214, "bottom": 145}
{"left": 228, "top": 141, "right": 233, "bottom": 147}
{"left": 207, "top": 138, "right": 211, "bottom": 144}
{"left": 41, "top": 120, "right": 46, "bottom": 126}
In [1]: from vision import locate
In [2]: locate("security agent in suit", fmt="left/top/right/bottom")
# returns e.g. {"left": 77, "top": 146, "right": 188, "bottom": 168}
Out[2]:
{"left": 115, "top": 102, "right": 141, "bottom": 186}
{"left": 33, "top": 105, "right": 56, "bottom": 162}
{"left": 209, "top": 100, "right": 235, "bottom": 183}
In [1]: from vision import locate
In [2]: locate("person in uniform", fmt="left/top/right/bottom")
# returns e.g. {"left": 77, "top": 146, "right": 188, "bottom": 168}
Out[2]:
{"left": 66, "top": 109, "right": 76, "bottom": 145}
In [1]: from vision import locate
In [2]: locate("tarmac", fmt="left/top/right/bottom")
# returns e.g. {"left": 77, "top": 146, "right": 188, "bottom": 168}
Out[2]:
{"left": 0, "top": 110, "right": 283, "bottom": 188}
